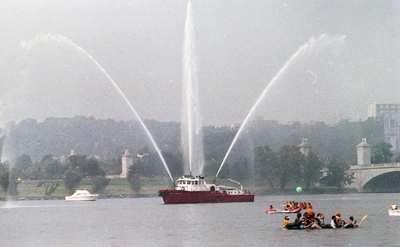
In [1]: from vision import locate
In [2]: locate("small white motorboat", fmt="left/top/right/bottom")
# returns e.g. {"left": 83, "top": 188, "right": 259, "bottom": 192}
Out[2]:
{"left": 388, "top": 205, "right": 400, "bottom": 216}
{"left": 65, "top": 189, "right": 99, "bottom": 201}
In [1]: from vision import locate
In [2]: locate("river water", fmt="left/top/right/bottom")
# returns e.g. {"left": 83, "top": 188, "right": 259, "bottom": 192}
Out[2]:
{"left": 1, "top": 193, "right": 399, "bottom": 246}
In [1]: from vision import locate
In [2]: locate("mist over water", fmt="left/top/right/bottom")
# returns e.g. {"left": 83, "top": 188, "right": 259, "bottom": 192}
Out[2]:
{"left": 216, "top": 34, "right": 346, "bottom": 177}
{"left": 181, "top": 1, "right": 204, "bottom": 176}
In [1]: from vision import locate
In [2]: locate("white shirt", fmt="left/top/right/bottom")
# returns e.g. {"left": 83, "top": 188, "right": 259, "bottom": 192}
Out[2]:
{"left": 330, "top": 219, "right": 336, "bottom": 228}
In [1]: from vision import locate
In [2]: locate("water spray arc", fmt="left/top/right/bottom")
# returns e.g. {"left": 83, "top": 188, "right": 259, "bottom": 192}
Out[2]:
{"left": 24, "top": 34, "right": 174, "bottom": 182}
{"left": 215, "top": 34, "right": 346, "bottom": 178}
{"left": 181, "top": 0, "right": 204, "bottom": 176}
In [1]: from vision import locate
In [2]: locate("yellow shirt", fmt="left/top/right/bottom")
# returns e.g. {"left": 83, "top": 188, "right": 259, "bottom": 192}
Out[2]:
{"left": 282, "top": 219, "right": 290, "bottom": 228}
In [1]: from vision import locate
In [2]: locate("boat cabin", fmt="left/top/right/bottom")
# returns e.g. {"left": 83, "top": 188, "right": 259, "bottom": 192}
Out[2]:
{"left": 174, "top": 175, "right": 210, "bottom": 191}
{"left": 174, "top": 175, "right": 244, "bottom": 194}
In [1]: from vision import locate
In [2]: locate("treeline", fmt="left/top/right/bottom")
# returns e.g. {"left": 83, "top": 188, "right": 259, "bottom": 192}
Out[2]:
{"left": 0, "top": 153, "right": 112, "bottom": 196}
{"left": 0, "top": 116, "right": 388, "bottom": 184}
{"left": 254, "top": 145, "right": 353, "bottom": 191}
{"left": 0, "top": 115, "right": 394, "bottom": 195}
{"left": 0, "top": 144, "right": 361, "bottom": 196}
{"left": 2, "top": 116, "right": 384, "bottom": 165}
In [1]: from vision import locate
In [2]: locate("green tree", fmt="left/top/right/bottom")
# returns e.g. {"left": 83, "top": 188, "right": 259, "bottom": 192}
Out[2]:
{"left": 62, "top": 170, "right": 82, "bottom": 193}
{"left": 275, "top": 145, "right": 304, "bottom": 190}
{"left": 372, "top": 142, "right": 393, "bottom": 164}
{"left": 66, "top": 154, "right": 105, "bottom": 177}
{"left": 85, "top": 158, "right": 105, "bottom": 177}
{"left": 37, "top": 181, "right": 60, "bottom": 196}
{"left": 41, "top": 155, "right": 63, "bottom": 179}
{"left": 7, "top": 168, "right": 20, "bottom": 196}
{"left": 66, "top": 154, "right": 87, "bottom": 175}
{"left": 254, "top": 145, "right": 277, "bottom": 189}
{"left": 203, "top": 152, "right": 229, "bottom": 178}
{"left": 127, "top": 165, "right": 141, "bottom": 192}
{"left": 0, "top": 162, "right": 9, "bottom": 193}
{"left": 92, "top": 176, "right": 110, "bottom": 193}
{"left": 323, "top": 158, "right": 354, "bottom": 190}
{"left": 14, "top": 154, "right": 33, "bottom": 179}
{"left": 229, "top": 156, "right": 251, "bottom": 180}
{"left": 100, "top": 155, "right": 122, "bottom": 175}
{"left": 302, "top": 151, "right": 324, "bottom": 190}
{"left": 163, "top": 152, "right": 183, "bottom": 178}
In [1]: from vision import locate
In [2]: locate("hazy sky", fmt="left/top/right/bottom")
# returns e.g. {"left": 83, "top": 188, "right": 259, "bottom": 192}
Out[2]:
{"left": 1, "top": 0, "right": 399, "bottom": 127}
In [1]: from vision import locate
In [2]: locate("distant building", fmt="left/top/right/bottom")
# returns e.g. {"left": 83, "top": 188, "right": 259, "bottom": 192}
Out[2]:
{"left": 368, "top": 103, "right": 400, "bottom": 151}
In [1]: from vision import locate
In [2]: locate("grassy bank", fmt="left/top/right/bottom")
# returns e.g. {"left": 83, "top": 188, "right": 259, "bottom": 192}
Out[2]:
{"left": 0, "top": 177, "right": 173, "bottom": 200}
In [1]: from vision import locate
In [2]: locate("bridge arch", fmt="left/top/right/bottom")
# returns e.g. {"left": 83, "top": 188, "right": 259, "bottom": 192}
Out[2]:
{"left": 347, "top": 163, "right": 400, "bottom": 192}
{"left": 362, "top": 171, "right": 400, "bottom": 192}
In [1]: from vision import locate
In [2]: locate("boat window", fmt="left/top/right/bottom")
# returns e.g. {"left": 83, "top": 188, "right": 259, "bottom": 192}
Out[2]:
{"left": 195, "top": 181, "right": 198, "bottom": 185}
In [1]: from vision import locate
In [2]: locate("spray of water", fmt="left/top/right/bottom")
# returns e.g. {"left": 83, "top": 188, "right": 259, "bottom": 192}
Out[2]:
{"left": 216, "top": 34, "right": 346, "bottom": 178}
{"left": 181, "top": 0, "right": 204, "bottom": 176}
{"left": 21, "top": 33, "right": 174, "bottom": 182}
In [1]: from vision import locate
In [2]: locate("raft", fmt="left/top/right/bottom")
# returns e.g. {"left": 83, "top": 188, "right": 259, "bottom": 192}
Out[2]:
{"left": 285, "top": 222, "right": 357, "bottom": 230}
{"left": 265, "top": 207, "right": 302, "bottom": 214}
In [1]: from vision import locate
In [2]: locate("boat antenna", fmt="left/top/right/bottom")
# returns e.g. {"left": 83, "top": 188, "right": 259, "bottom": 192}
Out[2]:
{"left": 227, "top": 178, "right": 243, "bottom": 191}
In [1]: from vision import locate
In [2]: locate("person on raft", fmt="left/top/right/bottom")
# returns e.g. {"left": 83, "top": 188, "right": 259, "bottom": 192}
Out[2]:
{"left": 335, "top": 212, "right": 346, "bottom": 228}
{"left": 282, "top": 216, "right": 290, "bottom": 229}
{"left": 314, "top": 213, "right": 326, "bottom": 227}
{"left": 299, "top": 216, "right": 321, "bottom": 229}
{"left": 331, "top": 216, "right": 337, "bottom": 228}
{"left": 269, "top": 205, "right": 278, "bottom": 211}
{"left": 303, "top": 207, "right": 315, "bottom": 222}
{"left": 330, "top": 212, "right": 346, "bottom": 228}
{"left": 294, "top": 213, "right": 302, "bottom": 223}
{"left": 345, "top": 216, "right": 359, "bottom": 228}
{"left": 284, "top": 202, "right": 289, "bottom": 210}
{"left": 300, "top": 205, "right": 321, "bottom": 229}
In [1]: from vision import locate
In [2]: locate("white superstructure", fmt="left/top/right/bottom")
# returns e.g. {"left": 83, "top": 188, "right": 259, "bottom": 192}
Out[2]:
{"left": 65, "top": 189, "right": 99, "bottom": 201}
{"left": 174, "top": 175, "right": 245, "bottom": 195}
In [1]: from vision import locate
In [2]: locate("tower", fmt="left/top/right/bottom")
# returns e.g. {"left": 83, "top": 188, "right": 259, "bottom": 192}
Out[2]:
{"left": 299, "top": 138, "right": 311, "bottom": 156}
{"left": 357, "top": 138, "right": 371, "bottom": 166}
{"left": 120, "top": 149, "right": 133, "bottom": 178}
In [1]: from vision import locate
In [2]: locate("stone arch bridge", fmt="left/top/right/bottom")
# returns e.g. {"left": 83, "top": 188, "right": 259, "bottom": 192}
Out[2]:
{"left": 322, "top": 163, "right": 400, "bottom": 192}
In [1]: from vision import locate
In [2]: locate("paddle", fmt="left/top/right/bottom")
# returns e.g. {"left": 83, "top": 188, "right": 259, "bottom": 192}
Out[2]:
{"left": 358, "top": 214, "right": 367, "bottom": 226}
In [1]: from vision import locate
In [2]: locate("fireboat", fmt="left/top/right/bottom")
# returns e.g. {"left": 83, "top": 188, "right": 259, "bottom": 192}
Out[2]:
{"left": 158, "top": 175, "right": 254, "bottom": 204}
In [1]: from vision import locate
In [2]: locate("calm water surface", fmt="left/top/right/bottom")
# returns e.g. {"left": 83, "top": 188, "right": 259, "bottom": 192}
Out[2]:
{"left": 1, "top": 193, "right": 400, "bottom": 246}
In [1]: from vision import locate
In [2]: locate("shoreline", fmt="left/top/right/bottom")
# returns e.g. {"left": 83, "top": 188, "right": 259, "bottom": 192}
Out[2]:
{"left": 0, "top": 194, "right": 159, "bottom": 201}
{"left": 0, "top": 189, "right": 362, "bottom": 201}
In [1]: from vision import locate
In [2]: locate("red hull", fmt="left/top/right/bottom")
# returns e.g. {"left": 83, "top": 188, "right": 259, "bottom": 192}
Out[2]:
{"left": 158, "top": 190, "right": 254, "bottom": 204}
